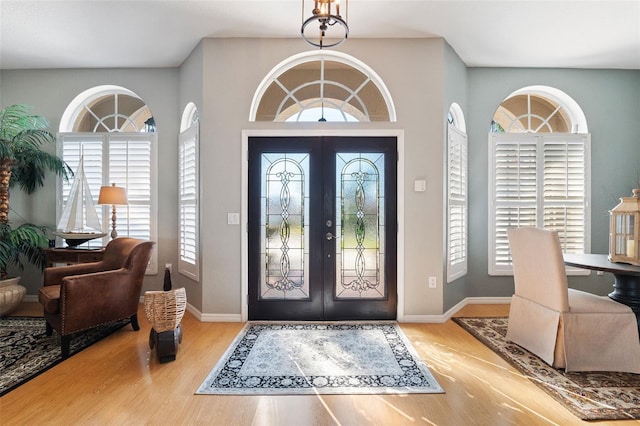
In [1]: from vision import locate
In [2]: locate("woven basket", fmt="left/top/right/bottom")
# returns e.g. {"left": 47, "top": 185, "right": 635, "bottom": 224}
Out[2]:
{"left": 144, "top": 287, "right": 187, "bottom": 333}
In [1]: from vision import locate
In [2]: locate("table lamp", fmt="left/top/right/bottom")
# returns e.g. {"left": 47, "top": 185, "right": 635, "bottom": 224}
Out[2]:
{"left": 98, "top": 183, "right": 128, "bottom": 239}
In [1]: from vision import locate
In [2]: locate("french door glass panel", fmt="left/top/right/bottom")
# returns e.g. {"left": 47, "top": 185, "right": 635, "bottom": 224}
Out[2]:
{"left": 336, "top": 153, "right": 386, "bottom": 299}
{"left": 260, "top": 153, "right": 310, "bottom": 300}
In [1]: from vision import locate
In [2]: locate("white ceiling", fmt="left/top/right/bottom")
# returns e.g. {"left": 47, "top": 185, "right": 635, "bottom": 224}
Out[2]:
{"left": 1, "top": 0, "right": 639, "bottom": 70}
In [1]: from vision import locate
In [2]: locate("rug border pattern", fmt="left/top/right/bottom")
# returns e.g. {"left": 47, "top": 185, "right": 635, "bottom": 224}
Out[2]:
{"left": 0, "top": 316, "right": 130, "bottom": 397}
{"left": 453, "top": 316, "right": 640, "bottom": 421}
{"left": 196, "top": 321, "right": 444, "bottom": 395}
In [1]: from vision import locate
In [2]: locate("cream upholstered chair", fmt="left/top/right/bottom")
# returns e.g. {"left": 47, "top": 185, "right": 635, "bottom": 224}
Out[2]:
{"left": 506, "top": 226, "right": 640, "bottom": 373}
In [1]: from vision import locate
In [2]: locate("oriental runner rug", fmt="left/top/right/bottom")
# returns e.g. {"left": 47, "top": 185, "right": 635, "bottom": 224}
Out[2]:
{"left": 453, "top": 316, "right": 640, "bottom": 421}
{"left": 0, "top": 316, "right": 130, "bottom": 397}
{"left": 196, "top": 322, "right": 444, "bottom": 395}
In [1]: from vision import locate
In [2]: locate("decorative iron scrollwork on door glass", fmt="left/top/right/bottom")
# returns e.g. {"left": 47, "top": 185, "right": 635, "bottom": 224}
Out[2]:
{"left": 260, "top": 154, "right": 310, "bottom": 299}
{"left": 336, "top": 153, "right": 385, "bottom": 299}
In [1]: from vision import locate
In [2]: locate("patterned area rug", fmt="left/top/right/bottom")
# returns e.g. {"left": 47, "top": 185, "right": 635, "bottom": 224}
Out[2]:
{"left": 0, "top": 316, "right": 130, "bottom": 397}
{"left": 197, "top": 322, "right": 444, "bottom": 395}
{"left": 453, "top": 317, "right": 640, "bottom": 421}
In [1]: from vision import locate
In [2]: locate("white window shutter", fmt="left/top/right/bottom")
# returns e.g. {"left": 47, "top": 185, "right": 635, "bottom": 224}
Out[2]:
{"left": 108, "top": 135, "right": 153, "bottom": 241}
{"left": 58, "top": 132, "right": 157, "bottom": 273}
{"left": 489, "top": 133, "right": 590, "bottom": 275}
{"left": 447, "top": 124, "right": 468, "bottom": 282}
{"left": 178, "top": 124, "right": 199, "bottom": 281}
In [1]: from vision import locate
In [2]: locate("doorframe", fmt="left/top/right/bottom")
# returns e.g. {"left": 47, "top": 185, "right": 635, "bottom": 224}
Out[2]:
{"left": 241, "top": 129, "right": 405, "bottom": 322}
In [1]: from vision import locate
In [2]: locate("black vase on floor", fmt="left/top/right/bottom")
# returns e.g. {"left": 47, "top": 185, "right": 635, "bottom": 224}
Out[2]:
{"left": 163, "top": 267, "right": 172, "bottom": 291}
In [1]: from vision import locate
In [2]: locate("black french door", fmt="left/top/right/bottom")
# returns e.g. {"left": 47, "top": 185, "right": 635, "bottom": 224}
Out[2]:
{"left": 248, "top": 136, "right": 397, "bottom": 320}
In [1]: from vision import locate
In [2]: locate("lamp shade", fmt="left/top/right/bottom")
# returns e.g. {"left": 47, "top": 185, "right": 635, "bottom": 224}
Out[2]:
{"left": 98, "top": 183, "right": 128, "bottom": 205}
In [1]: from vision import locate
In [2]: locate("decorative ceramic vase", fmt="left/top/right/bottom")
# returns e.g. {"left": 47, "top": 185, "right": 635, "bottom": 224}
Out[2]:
{"left": 0, "top": 277, "right": 26, "bottom": 316}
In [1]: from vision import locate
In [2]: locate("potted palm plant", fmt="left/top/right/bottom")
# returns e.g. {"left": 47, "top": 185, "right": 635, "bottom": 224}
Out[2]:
{"left": 0, "top": 104, "right": 70, "bottom": 314}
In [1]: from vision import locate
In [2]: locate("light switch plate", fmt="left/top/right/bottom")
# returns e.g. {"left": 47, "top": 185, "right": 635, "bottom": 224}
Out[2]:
{"left": 227, "top": 213, "right": 240, "bottom": 225}
{"left": 428, "top": 276, "right": 437, "bottom": 288}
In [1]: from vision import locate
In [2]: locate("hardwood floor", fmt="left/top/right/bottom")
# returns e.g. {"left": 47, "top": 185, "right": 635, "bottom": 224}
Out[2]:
{"left": 1, "top": 303, "right": 632, "bottom": 425}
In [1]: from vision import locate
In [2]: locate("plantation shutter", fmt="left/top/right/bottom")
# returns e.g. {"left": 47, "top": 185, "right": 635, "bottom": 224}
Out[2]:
{"left": 178, "top": 124, "right": 199, "bottom": 280}
{"left": 58, "top": 132, "right": 157, "bottom": 273}
{"left": 489, "top": 133, "right": 589, "bottom": 275}
{"left": 60, "top": 136, "right": 104, "bottom": 222}
{"left": 108, "top": 134, "right": 153, "bottom": 242}
{"left": 542, "top": 136, "right": 587, "bottom": 253}
{"left": 447, "top": 124, "right": 468, "bottom": 282}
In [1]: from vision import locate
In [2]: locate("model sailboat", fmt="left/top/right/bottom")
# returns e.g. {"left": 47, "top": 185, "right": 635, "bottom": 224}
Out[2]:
{"left": 54, "top": 155, "right": 106, "bottom": 247}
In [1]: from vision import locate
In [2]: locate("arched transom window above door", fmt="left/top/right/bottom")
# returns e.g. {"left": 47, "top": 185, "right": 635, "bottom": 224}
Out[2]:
{"left": 250, "top": 51, "right": 396, "bottom": 123}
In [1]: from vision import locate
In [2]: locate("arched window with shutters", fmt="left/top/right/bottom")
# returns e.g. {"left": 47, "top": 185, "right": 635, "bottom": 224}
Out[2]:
{"left": 178, "top": 102, "right": 199, "bottom": 281}
{"left": 447, "top": 103, "right": 468, "bottom": 283}
{"left": 58, "top": 85, "right": 158, "bottom": 273}
{"left": 488, "top": 85, "right": 590, "bottom": 275}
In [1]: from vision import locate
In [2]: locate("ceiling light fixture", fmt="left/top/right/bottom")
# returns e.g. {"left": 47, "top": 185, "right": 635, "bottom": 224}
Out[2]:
{"left": 301, "top": 0, "right": 348, "bottom": 49}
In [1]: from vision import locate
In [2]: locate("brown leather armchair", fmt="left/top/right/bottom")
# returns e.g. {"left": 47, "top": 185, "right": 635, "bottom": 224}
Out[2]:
{"left": 38, "top": 238, "right": 155, "bottom": 357}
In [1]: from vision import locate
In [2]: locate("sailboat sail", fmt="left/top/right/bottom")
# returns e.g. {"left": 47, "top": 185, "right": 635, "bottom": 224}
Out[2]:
{"left": 55, "top": 155, "right": 106, "bottom": 245}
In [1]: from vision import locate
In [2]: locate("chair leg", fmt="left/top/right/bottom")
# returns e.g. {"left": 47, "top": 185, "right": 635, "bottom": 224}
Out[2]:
{"left": 61, "top": 335, "right": 71, "bottom": 358}
{"left": 45, "top": 320, "right": 53, "bottom": 336}
{"left": 130, "top": 313, "right": 140, "bottom": 331}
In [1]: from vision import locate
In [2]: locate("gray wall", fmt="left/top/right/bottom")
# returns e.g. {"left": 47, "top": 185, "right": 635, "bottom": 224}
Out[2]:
{"left": 3, "top": 39, "right": 639, "bottom": 316}
{"left": 1, "top": 68, "right": 180, "bottom": 295}
{"left": 175, "top": 41, "right": 205, "bottom": 311}
{"left": 442, "top": 41, "right": 470, "bottom": 312}
{"left": 195, "top": 38, "right": 448, "bottom": 317}
{"left": 466, "top": 68, "right": 640, "bottom": 298}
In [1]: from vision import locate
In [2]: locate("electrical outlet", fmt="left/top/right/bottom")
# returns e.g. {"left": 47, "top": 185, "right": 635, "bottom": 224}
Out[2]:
{"left": 428, "top": 276, "right": 437, "bottom": 288}
{"left": 165, "top": 263, "right": 172, "bottom": 273}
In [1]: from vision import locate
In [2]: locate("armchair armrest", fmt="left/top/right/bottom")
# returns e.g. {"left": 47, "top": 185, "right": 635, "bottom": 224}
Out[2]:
{"left": 60, "top": 269, "right": 140, "bottom": 334}
{"left": 44, "top": 261, "right": 109, "bottom": 286}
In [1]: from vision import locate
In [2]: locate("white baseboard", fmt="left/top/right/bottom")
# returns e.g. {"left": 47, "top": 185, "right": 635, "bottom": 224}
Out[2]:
{"left": 186, "top": 303, "right": 242, "bottom": 322}
{"left": 185, "top": 296, "right": 510, "bottom": 323}
{"left": 27, "top": 295, "right": 508, "bottom": 323}
{"left": 400, "top": 296, "right": 511, "bottom": 323}
{"left": 400, "top": 314, "right": 449, "bottom": 324}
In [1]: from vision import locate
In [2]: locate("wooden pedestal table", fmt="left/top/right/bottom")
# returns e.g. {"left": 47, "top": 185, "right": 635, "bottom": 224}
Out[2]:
{"left": 564, "top": 253, "right": 640, "bottom": 333}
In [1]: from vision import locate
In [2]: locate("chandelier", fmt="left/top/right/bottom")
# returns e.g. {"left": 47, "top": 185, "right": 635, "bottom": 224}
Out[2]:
{"left": 301, "top": 0, "right": 349, "bottom": 49}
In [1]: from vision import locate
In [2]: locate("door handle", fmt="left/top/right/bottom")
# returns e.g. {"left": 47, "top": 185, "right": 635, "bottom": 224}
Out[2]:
{"left": 326, "top": 232, "right": 338, "bottom": 241}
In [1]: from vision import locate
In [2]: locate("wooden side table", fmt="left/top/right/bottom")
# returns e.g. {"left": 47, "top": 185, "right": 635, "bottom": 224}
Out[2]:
{"left": 44, "top": 247, "right": 105, "bottom": 267}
